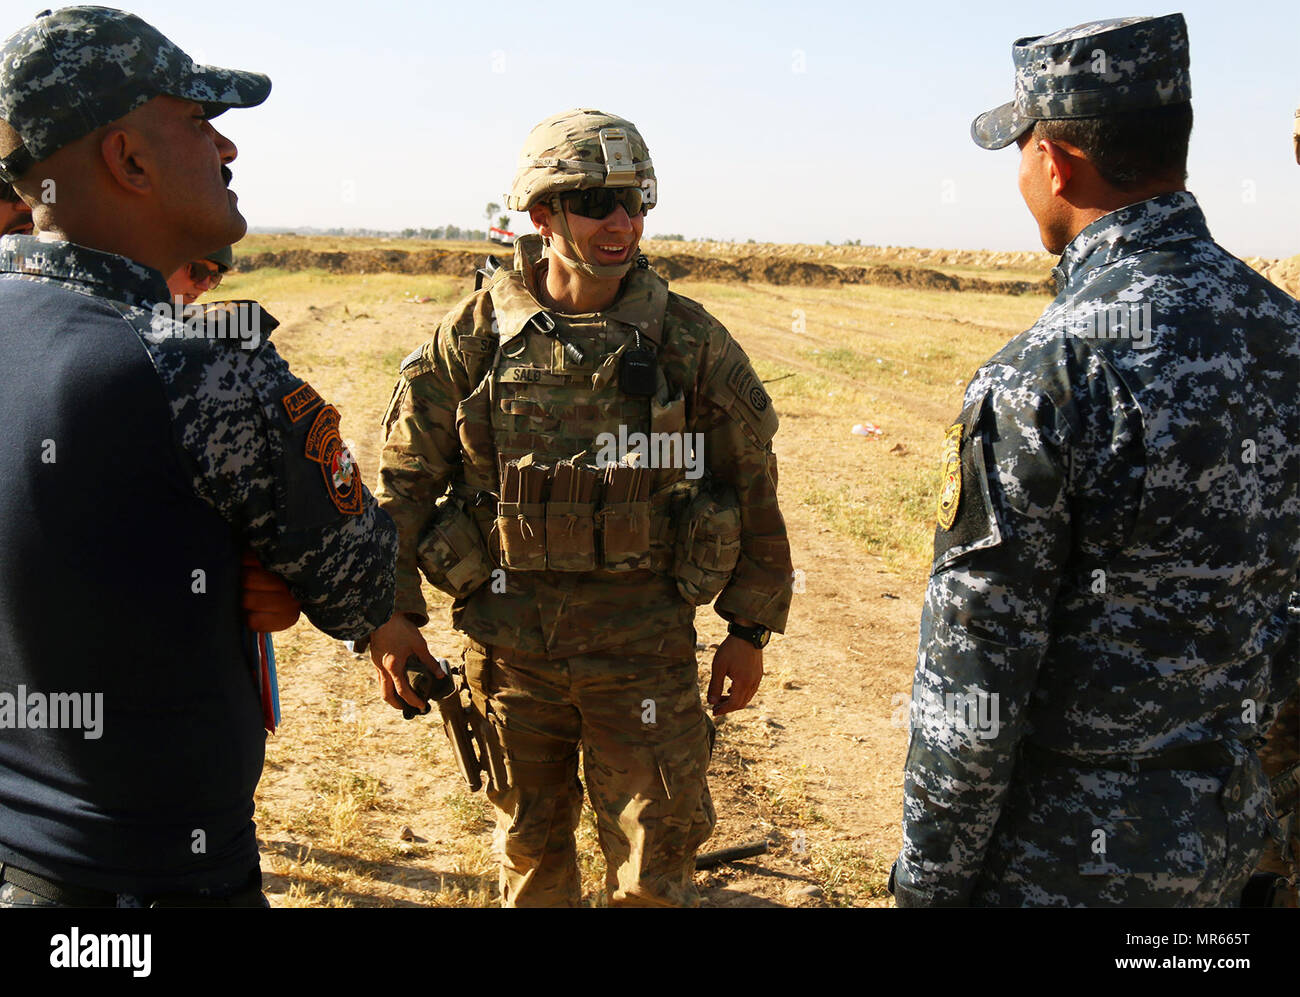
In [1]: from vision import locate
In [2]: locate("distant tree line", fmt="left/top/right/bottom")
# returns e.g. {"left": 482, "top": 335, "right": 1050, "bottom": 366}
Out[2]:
{"left": 248, "top": 225, "right": 492, "bottom": 240}
{"left": 398, "top": 225, "right": 490, "bottom": 241}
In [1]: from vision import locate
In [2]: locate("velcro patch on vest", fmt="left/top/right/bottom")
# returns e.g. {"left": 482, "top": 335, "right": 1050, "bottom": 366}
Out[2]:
{"left": 282, "top": 382, "right": 324, "bottom": 423}
{"left": 304, "top": 405, "right": 362, "bottom": 515}
{"left": 504, "top": 365, "right": 586, "bottom": 386}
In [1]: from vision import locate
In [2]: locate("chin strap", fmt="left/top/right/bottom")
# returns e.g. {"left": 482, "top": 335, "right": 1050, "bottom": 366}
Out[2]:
{"left": 544, "top": 200, "right": 636, "bottom": 279}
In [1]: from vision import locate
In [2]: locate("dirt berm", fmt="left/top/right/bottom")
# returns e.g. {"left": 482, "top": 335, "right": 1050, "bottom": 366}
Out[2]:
{"left": 237, "top": 247, "right": 1054, "bottom": 297}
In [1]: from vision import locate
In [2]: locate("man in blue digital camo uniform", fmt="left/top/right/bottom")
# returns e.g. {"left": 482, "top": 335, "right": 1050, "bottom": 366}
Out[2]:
{"left": 1247, "top": 103, "right": 1300, "bottom": 909}
{"left": 0, "top": 7, "right": 397, "bottom": 907}
{"left": 892, "top": 14, "right": 1300, "bottom": 907}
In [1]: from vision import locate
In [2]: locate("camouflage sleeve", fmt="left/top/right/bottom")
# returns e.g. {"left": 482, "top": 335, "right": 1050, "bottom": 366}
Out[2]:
{"left": 152, "top": 335, "right": 397, "bottom": 641}
{"left": 895, "top": 348, "right": 1143, "bottom": 906}
{"left": 374, "top": 307, "right": 479, "bottom": 625}
{"left": 695, "top": 324, "right": 793, "bottom": 632}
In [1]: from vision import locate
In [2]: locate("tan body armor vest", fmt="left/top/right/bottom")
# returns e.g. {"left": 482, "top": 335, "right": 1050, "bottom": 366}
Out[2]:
{"left": 455, "top": 261, "right": 688, "bottom": 575}
{"left": 416, "top": 248, "right": 742, "bottom": 606}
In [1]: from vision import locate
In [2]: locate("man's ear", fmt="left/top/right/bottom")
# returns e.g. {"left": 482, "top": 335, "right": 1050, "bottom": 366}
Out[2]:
{"left": 1039, "top": 138, "right": 1075, "bottom": 197}
{"left": 529, "top": 202, "right": 552, "bottom": 238}
{"left": 99, "top": 125, "right": 154, "bottom": 196}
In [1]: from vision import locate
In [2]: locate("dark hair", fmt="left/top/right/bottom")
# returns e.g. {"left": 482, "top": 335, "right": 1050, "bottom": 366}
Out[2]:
{"left": 1032, "top": 102, "right": 1193, "bottom": 191}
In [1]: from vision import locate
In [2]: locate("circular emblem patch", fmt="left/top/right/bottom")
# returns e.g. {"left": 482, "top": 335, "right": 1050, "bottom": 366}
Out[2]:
{"left": 305, "top": 405, "right": 362, "bottom": 515}
{"left": 937, "top": 422, "right": 963, "bottom": 531}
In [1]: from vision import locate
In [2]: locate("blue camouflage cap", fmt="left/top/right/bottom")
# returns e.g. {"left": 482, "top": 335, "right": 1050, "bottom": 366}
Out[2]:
{"left": 972, "top": 13, "right": 1191, "bottom": 151}
{"left": 0, "top": 6, "right": 271, "bottom": 181}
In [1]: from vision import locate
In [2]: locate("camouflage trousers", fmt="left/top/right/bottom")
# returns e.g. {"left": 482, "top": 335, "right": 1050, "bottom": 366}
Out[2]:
{"left": 969, "top": 743, "right": 1275, "bottom": 906}
{"left": 461, "top": 626, "right": 715, "bottom": 907}
{"left": 1255, "top": 692, "right": 1299, "bottom": 907}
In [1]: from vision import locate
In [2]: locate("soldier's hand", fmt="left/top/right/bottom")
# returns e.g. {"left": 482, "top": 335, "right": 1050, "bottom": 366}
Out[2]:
{"left": 708, "top": 636, "right": 763, "bottom": 716}
{"left": 240, "top": 549, "right": 302, "bottom": 632}
{"left": 368, "top": 613, "right": 444, "bottom": 714}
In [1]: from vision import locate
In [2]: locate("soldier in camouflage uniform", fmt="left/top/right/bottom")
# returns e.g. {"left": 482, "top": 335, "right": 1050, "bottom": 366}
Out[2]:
{"left": 891, "top": 14, "right": 1300, "bottom": 907}
{"left": 369, "top": 109, "right": 792, "bottom": 907}
{"left": 0, "top": 7, "right": 396, "bottom": 907}
{"left": 1249, "top": 103, "right": 1300, "bottom": 908}
{"left": 167, "top": 244, "right": 234, "bottom": 306}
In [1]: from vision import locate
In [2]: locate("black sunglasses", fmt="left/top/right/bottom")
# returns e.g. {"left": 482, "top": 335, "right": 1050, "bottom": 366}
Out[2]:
{"left": 186, "top": 261, "right": 224, "bottom": 289}
{"left": 559, "top": 187, "right": 648, "bottom": 220}
{"left": 0, "top": 180, "right": 18, "bottom": 203}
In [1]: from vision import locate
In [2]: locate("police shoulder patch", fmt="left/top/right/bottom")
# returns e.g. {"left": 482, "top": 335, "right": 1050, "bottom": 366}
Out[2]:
{"left": 304, "top": 405, "right": 362, "bottom": 515}
{"left": 281, "top": 382, "right": 323, "bottom": 423}
{"left": 931, "top": 389, "right": 997, "bottom": 571}
{"left": 937, "top": 422, "right": 963, "bottom": 530}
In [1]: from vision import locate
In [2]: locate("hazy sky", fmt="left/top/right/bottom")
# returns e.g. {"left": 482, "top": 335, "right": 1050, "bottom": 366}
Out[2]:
{"left": 3, "top": 1, "right": 1297, "bottom": 256}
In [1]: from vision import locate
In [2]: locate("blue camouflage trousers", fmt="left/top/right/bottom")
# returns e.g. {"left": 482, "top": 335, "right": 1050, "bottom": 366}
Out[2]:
{"left": 970, "top": 744, "right": 1274, "bottom": 906}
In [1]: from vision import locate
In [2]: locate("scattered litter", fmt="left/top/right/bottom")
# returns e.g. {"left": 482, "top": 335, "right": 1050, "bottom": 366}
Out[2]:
{"left": 889, "top": 443, "right": 908, "bottom": 455}
{"left": 406, "top": 295, "right": 436, "bottom": 304}
{"left": 881, "top": 592, "right": 899, "bottom": 600}
{"left": 851, "top": 423, "right": 884, "bottom": 437}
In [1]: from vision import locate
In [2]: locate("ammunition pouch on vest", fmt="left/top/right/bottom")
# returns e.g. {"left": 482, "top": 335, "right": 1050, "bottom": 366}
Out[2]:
{"left": 672, "top": 482, "right": 742, "bottom": 606}
{"left": 415, "top": 493, "right": 495, "bottom": 598}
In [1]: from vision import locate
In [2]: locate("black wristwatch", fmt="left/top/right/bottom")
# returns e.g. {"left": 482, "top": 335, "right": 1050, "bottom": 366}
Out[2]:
{"left": 727, "top": 621, "right": 771, "bottom": 649}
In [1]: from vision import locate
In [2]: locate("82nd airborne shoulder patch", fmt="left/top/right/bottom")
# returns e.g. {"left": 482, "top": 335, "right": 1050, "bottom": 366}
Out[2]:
{"left": 937, "top": 422, "right": 963, "bottom": 530}
{"left": 305, "top": 405, "right": 362, "bottom": 515}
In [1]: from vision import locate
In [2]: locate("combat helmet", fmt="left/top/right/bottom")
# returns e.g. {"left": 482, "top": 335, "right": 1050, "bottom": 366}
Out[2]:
{"left": 206, "top": 245, "right": 234, "bottom": 272}
{"left": 506, "top": 108, "right": 656, "bottom": 278}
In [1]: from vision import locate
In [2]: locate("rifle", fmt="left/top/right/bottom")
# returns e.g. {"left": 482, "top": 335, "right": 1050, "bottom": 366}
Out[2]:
{"left": 402, "top": 655, "right": 509, "bottom": 794}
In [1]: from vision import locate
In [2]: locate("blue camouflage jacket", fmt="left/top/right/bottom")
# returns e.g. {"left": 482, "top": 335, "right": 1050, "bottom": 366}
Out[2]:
{"left": 896, "top": 192, "right": 1300, "bottom": 906}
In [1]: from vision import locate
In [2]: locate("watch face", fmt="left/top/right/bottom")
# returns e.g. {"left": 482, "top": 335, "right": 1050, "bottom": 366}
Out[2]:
{"left": 731, "top": 623, "right": 770, "bottom": 648}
